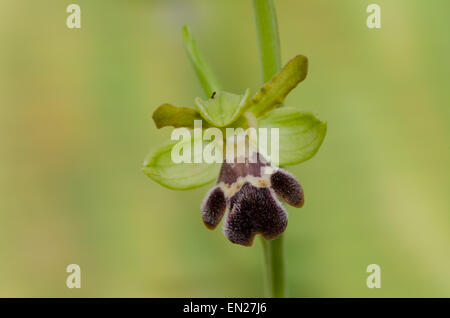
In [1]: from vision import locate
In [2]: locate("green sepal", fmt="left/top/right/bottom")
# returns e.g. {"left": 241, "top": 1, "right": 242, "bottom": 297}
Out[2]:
{"left": 142, "top": 133, "right": 221, "bottom": 190}
{"left": 258, "top": 106, "right": 327, "bottom": 166}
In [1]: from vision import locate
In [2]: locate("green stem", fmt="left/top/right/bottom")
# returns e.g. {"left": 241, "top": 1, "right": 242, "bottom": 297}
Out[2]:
{"left": 260, "top": 236, "right": 286, "bottom": 297}
{"left": 252, "top": 0, "right": 282, "bottom": 83}
{"left": 253, "top": 0, "right": 286, "bottom": 298}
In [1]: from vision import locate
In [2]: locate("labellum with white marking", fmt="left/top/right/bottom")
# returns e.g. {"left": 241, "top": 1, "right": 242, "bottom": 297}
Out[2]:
{"left": 202, "top": 152, "right": 304, "bottom": 246}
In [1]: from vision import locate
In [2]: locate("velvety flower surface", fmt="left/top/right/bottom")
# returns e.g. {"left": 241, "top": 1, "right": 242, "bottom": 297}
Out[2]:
{"left": 202, "top": 153, "right": 304, "bottom": 246}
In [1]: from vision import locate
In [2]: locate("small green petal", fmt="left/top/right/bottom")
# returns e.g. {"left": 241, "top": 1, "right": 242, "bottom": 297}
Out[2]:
{"left": 258, "top": 106, "right": 327, "bottom": 166}
{"left": 250, "top": 55, "right": 308, "bottom": 118}
{"left": 152, "top": 103, "right": 209, "bottom": 129}
{"left": 194, "top": 89, "right": 250, "bottom": 127}
{"left": 142, "top": 136, "right": 221, "bottom": 190}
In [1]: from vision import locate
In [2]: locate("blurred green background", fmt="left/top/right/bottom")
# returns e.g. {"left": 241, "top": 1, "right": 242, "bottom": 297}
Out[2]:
{"left": 1, "top": 0, "right": 450, "bottom": 297}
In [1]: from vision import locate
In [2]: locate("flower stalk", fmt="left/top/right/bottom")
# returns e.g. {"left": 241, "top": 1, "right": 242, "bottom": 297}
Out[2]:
{"left": 253, "top": 0, "right": 286, "bottom": 298}
{"left": 253, "top": 0, "right": 282, "bottom": 83}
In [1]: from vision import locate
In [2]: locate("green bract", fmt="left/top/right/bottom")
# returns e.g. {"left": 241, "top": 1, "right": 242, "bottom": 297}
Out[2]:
{"left": 181, "top": 25, "right": 220, "bottom": 97}
{"left": 143, "top": 26, "right": 326, "bottom": 190}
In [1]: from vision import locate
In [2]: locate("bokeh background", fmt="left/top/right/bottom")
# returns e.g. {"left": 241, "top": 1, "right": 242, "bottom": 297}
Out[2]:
{"left": 1, "top": 0, "right": 450, "bottom": 297}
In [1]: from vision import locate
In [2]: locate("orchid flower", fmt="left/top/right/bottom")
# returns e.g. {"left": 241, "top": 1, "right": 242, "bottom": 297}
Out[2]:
{"left": 143, "top": 26, "right": 326, "bottom": 247}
